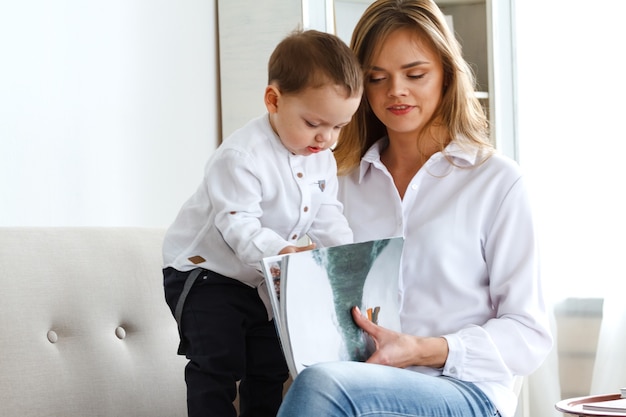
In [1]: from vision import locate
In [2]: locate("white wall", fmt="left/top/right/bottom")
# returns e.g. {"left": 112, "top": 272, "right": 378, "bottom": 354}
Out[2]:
{"left": 515, "top": 0, "right": 626, "bottom": 298}
{"left": 0, "top": 0, "right": 219, "bottom": 227}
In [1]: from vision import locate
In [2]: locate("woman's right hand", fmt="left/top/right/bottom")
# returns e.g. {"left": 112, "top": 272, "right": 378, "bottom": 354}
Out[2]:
{"left": 352, "top": 306, "right": 449, "bottom": 369}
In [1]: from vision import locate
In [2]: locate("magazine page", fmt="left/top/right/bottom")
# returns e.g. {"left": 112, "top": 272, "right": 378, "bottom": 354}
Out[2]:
{"left": 261, "top": 255, "right": 285, "bottom": 328}
{"left": 281, "top": 237, "right": 404, "bottom": 376}
{"left": 260, "top": 254, "right": 295, "bottom": 372}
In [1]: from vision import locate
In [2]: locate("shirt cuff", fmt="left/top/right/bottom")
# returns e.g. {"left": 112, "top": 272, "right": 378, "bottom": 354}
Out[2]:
{"left": 442, "top": 333, "right": 465, "bottom": 378}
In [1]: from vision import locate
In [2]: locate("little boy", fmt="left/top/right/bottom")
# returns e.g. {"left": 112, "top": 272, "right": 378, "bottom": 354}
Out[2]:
{"left": 162, "top": 29, "right": 363, "bottom": 417}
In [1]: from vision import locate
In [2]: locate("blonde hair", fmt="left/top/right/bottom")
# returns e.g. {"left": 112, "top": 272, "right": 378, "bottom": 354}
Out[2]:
{"left": 334, "top": 0, "right": 492, "bottom": 174}
{"left": 268, "top": 29, "right": 363, "bottom": 98}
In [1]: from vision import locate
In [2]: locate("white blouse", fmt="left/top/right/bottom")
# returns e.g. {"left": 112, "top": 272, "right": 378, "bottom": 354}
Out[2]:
{"left": 338, "top": 138, "right": 552, "bottom": 417}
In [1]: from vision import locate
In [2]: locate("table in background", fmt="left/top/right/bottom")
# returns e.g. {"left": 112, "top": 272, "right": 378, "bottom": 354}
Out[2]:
{"left": 555, "top": 393, "right": 625, "bottom": 417}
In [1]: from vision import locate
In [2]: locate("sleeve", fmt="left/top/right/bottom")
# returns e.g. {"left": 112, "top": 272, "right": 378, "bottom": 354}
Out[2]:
{"left": 442, "top": 175, "right": 553, "bottom": 381}
{"left": 306, "top": 160, "right": 353, "bottom": 247}
{"left": 208, "top": 149, "right": 289, "bottom": 268}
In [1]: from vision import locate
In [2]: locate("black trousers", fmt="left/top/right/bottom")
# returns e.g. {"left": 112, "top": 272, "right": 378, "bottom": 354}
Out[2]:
{"left": 164, "top": 267, "right": 289, "bottom": 417}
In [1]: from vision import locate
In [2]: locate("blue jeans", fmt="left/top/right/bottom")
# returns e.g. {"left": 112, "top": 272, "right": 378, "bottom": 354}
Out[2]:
{"left": 277, "top": 362, "right": 500, "bottom": 417}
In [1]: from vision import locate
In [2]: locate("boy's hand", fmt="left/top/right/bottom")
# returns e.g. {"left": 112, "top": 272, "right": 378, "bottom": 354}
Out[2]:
{"left": 278, "top": 242, "right": 316, "bottom": 255}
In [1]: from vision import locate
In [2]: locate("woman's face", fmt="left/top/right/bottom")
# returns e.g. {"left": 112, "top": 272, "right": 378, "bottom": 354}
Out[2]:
{"left": 364, "top": 28, "right": 444, "bottom": 140}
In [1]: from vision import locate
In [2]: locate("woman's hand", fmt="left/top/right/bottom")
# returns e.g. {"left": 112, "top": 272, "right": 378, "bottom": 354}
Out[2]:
{"left": 352, "top": 306, "right": 449, "bottom": 369}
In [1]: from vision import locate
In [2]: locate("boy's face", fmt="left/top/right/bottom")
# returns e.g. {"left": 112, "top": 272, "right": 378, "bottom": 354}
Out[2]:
{"left": 265, "top": 84, "right": 361, "bottom": 156}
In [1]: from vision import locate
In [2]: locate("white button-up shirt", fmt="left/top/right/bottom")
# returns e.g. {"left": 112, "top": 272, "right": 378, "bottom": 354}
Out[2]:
{"left": 163, "top": 114, "right": 353, "bottom": 292}
{"left": 338, "top": 138, "right": 552, "bottom": 417}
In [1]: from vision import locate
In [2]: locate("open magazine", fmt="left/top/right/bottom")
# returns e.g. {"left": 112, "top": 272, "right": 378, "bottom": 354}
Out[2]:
{"left": 261, "top": 237, "right": 404, "bottom": 378}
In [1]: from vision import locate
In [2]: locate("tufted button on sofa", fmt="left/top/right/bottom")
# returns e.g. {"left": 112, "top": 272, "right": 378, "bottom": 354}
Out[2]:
{"left": 0, "top": 227, "right": 188, "bottom": 416}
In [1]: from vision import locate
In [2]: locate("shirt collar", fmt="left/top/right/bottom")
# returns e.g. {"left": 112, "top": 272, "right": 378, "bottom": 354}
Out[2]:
{"left": 357, "top": 136, "right": 483, "bottom": 183}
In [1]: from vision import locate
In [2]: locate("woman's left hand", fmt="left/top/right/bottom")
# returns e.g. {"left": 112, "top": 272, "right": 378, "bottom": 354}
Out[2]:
{"left": 351, "top": 306, "right": 449, "bottom": 369}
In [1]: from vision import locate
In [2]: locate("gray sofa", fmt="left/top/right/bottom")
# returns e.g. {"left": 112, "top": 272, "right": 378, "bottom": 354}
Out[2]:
{"left": 0, "top": 228, "right": 188, "bottom": 416}
{"left": 0, "top": 227, "right": 525, "bottom": 416}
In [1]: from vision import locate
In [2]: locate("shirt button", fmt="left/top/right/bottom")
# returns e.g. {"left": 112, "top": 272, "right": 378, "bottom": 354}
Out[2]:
{"left": 303, "top": 206, "right": 309, "bottom": 212}
{"left": 291, "top": 234, "right": 298, "bottom": 240}
{"left": 297, "top": 172, "right": 303, "bottom": 178}
{"left": 411, "top": 184, "right": 418, "bottom": 190}
{"left": 449, "top": 367, "right": 457, "bottom": 374}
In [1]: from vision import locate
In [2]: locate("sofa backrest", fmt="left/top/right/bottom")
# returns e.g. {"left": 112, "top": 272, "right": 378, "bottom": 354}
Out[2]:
{"left": 0, "top": 227, "right": 187, "bottom": 417}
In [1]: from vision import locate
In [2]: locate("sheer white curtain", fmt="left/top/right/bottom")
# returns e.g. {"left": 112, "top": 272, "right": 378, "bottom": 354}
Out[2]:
{"left": 591, "top": 296, "right": 626, "bottom": 395}
{"left": 515, "top": 0, "right": 626, "bottom": 415}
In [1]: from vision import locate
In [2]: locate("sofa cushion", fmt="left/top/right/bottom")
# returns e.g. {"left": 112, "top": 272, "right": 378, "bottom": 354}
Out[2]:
{"left": 0, "top": 227, "right": 187, "bottom": 416}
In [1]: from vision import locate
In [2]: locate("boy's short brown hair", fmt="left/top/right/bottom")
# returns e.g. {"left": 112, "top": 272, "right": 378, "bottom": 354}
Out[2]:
{"left": 268, "top": 29, "right": 363, "bottom": 98}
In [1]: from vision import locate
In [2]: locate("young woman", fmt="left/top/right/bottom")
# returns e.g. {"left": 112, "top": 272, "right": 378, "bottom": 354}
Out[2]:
{"left": 276, "top": 1, "right": 552, "bottom": 417}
